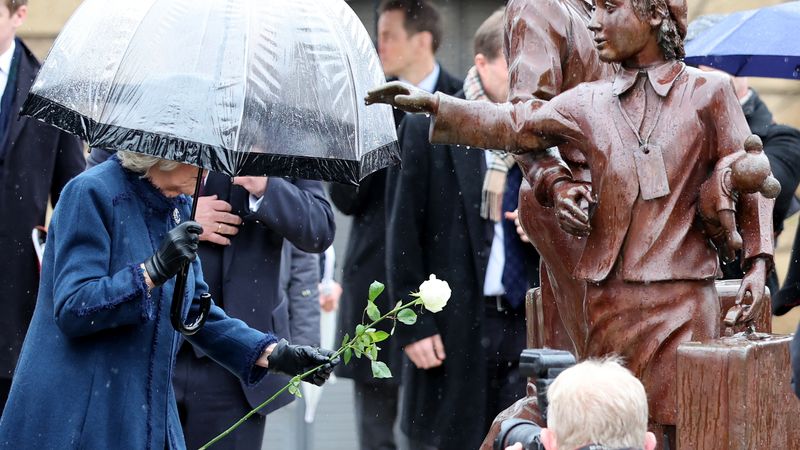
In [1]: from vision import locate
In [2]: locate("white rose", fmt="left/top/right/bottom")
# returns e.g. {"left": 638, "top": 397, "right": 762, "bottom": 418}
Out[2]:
{"left": 417, "top": 274, "right": 451, "bottom": 313}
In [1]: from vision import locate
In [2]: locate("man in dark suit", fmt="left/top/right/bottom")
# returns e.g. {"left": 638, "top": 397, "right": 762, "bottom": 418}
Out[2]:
{"left": 330, "top": 2, "right": 461, "bottom": 449}
{"left": 385, "top": 11, "right": 539, "bottom": 450}
{"left": 174, "top": 173, "right": 334, "bottom": 449}
{"left": 0, "top": 0, "right": 85, "bottom": 413}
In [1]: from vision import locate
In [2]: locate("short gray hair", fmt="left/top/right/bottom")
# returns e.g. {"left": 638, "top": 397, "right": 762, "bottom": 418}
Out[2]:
{"left": 547, "top": 357, "right": 649, "bottom": 449}
{"left": 117, "top": 151, "right": 180, "bottom": 174}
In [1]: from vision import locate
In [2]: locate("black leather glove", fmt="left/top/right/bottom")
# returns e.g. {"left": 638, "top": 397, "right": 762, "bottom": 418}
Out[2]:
{"left": 267, "top": 339, "right": 340, "bottom": 386}
{"left": 144, "top": 221, "right": 203, "bottom": 287}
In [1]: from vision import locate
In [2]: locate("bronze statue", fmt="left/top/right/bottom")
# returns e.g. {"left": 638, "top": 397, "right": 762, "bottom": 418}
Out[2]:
{"left": 366, "top": 0, "right": 775, "bottom": 445}
{"left": 699, "top": 134, "right": 780, "bottom": 263}
{"left": 503, "top": 0, "right": 616, "bottom": 357}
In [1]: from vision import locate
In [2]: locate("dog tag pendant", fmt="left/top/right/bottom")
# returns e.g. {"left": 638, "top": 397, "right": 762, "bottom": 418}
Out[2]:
{"left": 632, "top": 143, "right": 670, "bottom": 200}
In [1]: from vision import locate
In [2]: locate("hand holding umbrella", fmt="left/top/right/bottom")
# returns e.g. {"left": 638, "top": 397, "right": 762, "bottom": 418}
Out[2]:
{"left": 143, "top": 221, "right": 203, "bottom": 287}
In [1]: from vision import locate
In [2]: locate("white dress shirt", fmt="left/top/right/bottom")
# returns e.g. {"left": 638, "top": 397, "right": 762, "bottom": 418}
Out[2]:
{"left": 0, "top": 40, "right": 16, "bottom": 115}
{"left": 400, "top": 63, "right": 440, "bottom": 94}
{"left": 483, "top": 152, "right": 506, "bottom": 297}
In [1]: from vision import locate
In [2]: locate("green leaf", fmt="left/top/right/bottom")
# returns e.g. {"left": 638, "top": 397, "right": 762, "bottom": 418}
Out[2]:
{"left": 342, "top": 333, "right": 350, "bottom": 348}
{"left": 359, "top": 334, "right": 372, "bottom": 348}
{"left": 344, "top": 347, "right": 352, "bottom": 365}
{"left": 371, "top": 360, "right": 392, "bottom": 379}
{"left": 354, "top": 346, "right": 362, "bottom": 358}
{"left": 365, "top": 344, "right": 376, "bottom": 360}
{"left": 397, "top": 308, "right": 417, "bottom": 325}
{"left": 369, "top": 330, "right": 390, "bottom": 343}
{"left": 369, "top": 345, "right": 379, "bottom": 361}
{"left": 366, "top": 302, "right": 381, "bottom": 322}
{"left": 356, "top": 324, "right": 366, "bottom": 336}
{"left": 368, "top": 281, "right": 385, "bottom": 302}
{"left": 395, "top": 300, "right": 402, "bottom": 310}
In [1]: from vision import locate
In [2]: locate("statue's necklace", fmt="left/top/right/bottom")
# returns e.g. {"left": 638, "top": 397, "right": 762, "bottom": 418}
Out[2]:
{"left": 616, "top": 74, "right": 671, "bottom": 200}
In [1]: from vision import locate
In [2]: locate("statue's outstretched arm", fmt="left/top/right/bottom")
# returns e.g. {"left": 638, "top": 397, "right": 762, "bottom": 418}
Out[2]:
{"left": 429, "top": 93, "right": 573, "bottom": 154}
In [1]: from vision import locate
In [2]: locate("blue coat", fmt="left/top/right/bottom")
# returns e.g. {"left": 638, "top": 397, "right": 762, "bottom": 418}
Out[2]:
{"left": 0, "top": 158, "right": 277, "bottom": 450}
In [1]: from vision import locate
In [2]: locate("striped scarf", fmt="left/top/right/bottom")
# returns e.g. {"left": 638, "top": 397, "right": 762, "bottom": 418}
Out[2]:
{"left": 464, "top": 65, "right": 516, "bottom": 222}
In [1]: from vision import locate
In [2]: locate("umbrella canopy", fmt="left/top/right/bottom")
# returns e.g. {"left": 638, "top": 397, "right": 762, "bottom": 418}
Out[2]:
{"left": 684, "top": 1, "right": 800, "bottom": 79}
{"left": 22, "top": 0, "right": 399, "bottom": 184}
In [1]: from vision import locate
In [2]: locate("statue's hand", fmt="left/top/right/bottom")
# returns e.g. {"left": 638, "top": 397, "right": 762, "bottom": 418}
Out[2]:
{"left": 365, "top": 81, "right": 438, "bottom": 114}
{"left": 738, "top": 257, "right": 768, "bottom": 324}
{"left": 553, "top": 180, "right": 594, "bottom": 237}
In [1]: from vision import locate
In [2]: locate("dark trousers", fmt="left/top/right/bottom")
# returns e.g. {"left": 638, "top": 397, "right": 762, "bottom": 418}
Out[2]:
{"left": 483, "top": 301, "right": 527, "bottom": 432}
{"left": 0, "top": 377, "right": 11, "bottom": 417}
{"left": 354, "top": 380, "right": 399, "bottom": 450}
{"left": 174, "top": 346, "right": 265, "bottom": 450}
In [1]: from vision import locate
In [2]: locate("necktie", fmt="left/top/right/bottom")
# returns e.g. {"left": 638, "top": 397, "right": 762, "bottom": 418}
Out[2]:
{"left": 501, "top": 165, "right": 527, "bottom": 309}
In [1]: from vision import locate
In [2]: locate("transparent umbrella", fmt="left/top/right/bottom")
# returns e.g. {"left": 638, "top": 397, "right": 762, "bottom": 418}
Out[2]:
{"left": 23, "top": 0, "right": 399, "bottom": 334}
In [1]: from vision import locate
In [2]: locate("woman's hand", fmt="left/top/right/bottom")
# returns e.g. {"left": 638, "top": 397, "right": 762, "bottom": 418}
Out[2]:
{"left": 260, "top": 339, "right": 340, "bottom": 386}
{"left": 143, "top": 221, "right": 202, "bottom": 286}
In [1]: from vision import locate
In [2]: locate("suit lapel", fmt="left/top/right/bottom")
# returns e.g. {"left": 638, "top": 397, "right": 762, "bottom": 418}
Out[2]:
{"left": 205, "top": 173, "right": 238, "bottom": 281}
{"left": 6, "top": 44, "right": 32, "bottom": 152}
{"left": 434, "top": 69, "right": 462, "bottom": 96}
{"left": 449, "top": 145, "right": 490, "bottom": 283}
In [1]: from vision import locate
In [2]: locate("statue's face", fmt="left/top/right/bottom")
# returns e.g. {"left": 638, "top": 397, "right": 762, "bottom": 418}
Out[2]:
{"left": 589, "top": 0, "right": 656, "bottom": 63}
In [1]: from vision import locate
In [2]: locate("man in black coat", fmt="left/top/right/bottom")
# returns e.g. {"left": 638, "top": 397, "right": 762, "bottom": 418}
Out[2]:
{"left": 385, "top": 11, "right": 539, "bottom": 450}
{"left": 330, "top": 2, "right": 461, "bottom": 449}
{"left": 174, "top": 174, "right": 335, "bottom": 449}
{"left": 0, "top": 1, "right": 85, "bottom": 413}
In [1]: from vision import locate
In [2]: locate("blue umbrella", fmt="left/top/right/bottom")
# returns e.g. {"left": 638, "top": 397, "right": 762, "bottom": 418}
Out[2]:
{"left": 684, "top": 1, "right": 800, "bottom": 79}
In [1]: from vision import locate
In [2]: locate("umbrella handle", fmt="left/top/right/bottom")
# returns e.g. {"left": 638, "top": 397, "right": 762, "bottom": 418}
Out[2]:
{"left": 169, "top": 264, "right": 211, "bottom": 336}
{"left": 170, "top": 264, "right": 212, "bottom": 335}
{"left": 169, "top": 166, "right": 211, "bottom": 335}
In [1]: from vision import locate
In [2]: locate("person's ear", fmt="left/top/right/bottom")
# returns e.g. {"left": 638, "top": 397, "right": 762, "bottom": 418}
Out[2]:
{"left": 474, "top": 53, "right": 487, "bottom": 69}
{"left": 644, "top": 431, "right": 657, "bottom": 450}
{"left": 415, "top": 30, "right": 434, "bottom": 53}
{"left": 12, "top": 5, "right": 26, "bottom": 27}
{"left": 540, "top": 428, "right": 558, "bottom": 450}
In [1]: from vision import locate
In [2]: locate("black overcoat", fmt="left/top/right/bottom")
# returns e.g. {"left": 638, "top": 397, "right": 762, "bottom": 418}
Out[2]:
{"left": 330, "top": 68, "right": 462, "bottom": 382}
{"left": 0, "top": 39, "right": 85, "bottom": 377}
{"left": 196, "top": 173, "right": 335, "bottom": 413}
{"left": 385, "top": 108, "right": 538, "bottom": 450}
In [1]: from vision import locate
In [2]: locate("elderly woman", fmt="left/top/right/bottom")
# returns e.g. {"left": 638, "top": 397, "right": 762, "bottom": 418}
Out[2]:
{"left": 0, "top": 152, "right": 337, "bottom": 449}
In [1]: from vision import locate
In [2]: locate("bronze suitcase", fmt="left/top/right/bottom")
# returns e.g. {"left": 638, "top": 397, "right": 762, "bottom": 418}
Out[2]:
{"left": 715, "top": 279, "right": 771, "bottom": 334}
{"left": 677, "top": 332, "right": 800, "bottom": 449}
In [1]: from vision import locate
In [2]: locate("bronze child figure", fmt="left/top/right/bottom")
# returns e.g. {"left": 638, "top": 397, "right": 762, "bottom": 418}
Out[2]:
{"left": 366, "top": 0, "right": 775, "bottom": 444}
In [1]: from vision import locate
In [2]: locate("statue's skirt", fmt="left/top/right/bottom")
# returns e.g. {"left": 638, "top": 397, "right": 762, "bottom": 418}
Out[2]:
{"left": 582, "top": 276, "right": 719, "bottom": 425}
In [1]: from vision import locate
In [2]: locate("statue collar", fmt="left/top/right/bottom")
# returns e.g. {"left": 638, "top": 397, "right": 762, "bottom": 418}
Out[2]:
{"left": 612, "top": 60, "right": 685, "bottom": 98}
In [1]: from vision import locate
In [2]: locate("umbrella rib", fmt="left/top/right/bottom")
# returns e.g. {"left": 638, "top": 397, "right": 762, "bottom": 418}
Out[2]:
{"left": 317, "top": 0, "right": 360, "bottom": 158}
{"left": 96, "top": 0, "right": 162, "bottom": 130}
{"left": 231, "top": 0, "right": 254, "bottom": 174}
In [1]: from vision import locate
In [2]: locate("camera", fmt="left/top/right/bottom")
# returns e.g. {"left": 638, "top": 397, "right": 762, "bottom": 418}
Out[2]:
{"left": 495, "top": 418, "right": 545, "bottom": 450}
{"left": 493, "top": 349, "right": 576, "bottom": 450}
